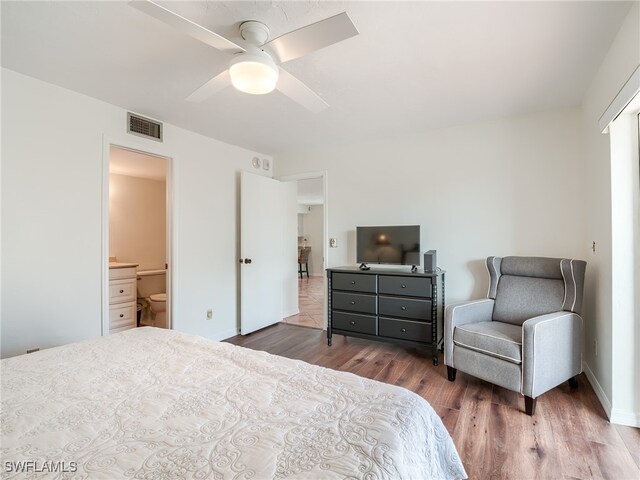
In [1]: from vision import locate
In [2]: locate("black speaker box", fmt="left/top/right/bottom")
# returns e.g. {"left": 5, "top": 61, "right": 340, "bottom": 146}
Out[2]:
{"left": 423, "top": 250, "right": 437, "bottom": 273}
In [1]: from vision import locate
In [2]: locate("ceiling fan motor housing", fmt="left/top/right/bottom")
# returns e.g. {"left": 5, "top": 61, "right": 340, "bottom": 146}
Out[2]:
{"left": 239, "top": 21, "right": 270, "bottom": 46}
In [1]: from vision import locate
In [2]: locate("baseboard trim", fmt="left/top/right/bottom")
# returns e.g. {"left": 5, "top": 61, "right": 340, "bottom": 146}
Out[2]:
{"left": 610, "top": 408, "right": 640, "bottom": 427}
{"left": 582, "top": 361, "right": 612, "bottom": 420}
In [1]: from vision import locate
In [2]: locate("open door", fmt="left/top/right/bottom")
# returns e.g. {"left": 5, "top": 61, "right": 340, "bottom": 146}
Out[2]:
{"left": 240, "top": 171, "right": 297, "bottom": 334}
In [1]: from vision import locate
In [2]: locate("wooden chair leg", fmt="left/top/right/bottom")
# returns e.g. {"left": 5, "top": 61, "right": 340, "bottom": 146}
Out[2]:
{"left": 568, "top": 376, "right": 579, "bottom": 389}
{"left": 305, "top": 263, "right": 309, "bottom": 278}
{"left": 524, "top": 396, "right": 537, "bottom": 416}
{"left": 447, "top": 366, "right": 457, "bottom": 382}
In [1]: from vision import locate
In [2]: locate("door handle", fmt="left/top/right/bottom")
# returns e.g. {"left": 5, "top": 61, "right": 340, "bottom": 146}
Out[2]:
{"left": 239, "top": 258, "right": 253, "bottom": 264}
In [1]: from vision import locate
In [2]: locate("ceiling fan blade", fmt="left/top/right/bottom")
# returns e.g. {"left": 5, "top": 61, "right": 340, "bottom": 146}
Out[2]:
{"left": 186, "top": 70, "right": 231, "bottom": 102}
{"left": 264, "top": 12, "right": 358, "bottom": 64}
{"left": 129, "top": 0, "right": 245, "bottom": 54}
{"left": 276, "top": 69, "right": 328, "bottom": 114}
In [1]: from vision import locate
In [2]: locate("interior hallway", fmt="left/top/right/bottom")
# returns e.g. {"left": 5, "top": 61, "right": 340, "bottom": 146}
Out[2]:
{"left": 282, "top": 276, "right": 324, "bottom": 329}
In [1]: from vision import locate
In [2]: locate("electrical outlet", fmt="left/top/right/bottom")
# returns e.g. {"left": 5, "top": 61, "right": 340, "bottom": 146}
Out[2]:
{"left": 329, "top": 238, "right": 337, "bottom": 248}
{"left": 592, "top": 241, "right": 597, "bottom": 253}
{"left": 26, "top": 347, "right": 40, "bottom": 354}
{"left": 207, "top": 309, "right": 213, "bottom": 320}
{"left": 593, "top": 339, "right": 598, "bottom": 356}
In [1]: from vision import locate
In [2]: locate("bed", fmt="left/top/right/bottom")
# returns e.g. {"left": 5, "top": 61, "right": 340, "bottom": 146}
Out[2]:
{"left": 1, "top": 327, "right": 466, "bottom": 479}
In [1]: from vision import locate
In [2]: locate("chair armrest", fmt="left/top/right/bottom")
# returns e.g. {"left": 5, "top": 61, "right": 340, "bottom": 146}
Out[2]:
{"left": 522, "top": 312, "right": 583, "bottom": 398}
{"left": 444, "top": 299, "right": 495, "bottom": 367}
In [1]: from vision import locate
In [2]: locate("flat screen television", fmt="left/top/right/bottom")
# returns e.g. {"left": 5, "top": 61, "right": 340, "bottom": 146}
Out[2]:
{"left": 356, "top": 225, "right": 421, "bottom": 266}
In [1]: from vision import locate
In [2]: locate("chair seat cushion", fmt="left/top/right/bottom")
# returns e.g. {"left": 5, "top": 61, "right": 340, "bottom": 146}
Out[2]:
{"left": 453, "top": 321, "right": 522, "bottom": 364}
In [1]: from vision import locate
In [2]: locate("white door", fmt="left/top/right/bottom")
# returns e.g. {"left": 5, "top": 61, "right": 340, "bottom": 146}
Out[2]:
{"left": 240, "top": 171, "right": 297, "bottom": 334}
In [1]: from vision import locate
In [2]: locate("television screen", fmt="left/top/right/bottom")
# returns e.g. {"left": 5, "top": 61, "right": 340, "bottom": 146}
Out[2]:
{"left": 356, "top": 225, "right": 421, "bottom": 266}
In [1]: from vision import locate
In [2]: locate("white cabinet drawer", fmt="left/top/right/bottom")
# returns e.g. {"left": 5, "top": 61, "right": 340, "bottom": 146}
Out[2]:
{"left": 109, "top": 302, "right": 136, "bottom": 330}
{"left": 109, "top": 324, "right": 136, "bottom": 335}
{"left": 109, "top": 267, "right": 137, "bottom": 280}
{"left": 109, "top": 278, "right": 136, "bottom": 304}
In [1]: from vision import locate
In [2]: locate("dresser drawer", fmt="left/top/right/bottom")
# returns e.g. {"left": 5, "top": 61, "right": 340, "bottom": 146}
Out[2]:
{"left": 378, "top": 275, "right": 432, "bottom": 298}
{"left": 379, "top": 317, "right": 432, "bottom": 342}
{"left": 332, "top": 292, "right": 377, "bottom": 315}
{"left": 109, "top": 302, "right": 136, "bottom": 330}
{"left": 332, "top": 311, "right": 377, "bottom": 335}
{"left": 332, "top": 273, "right": 377, "bottom": 293}
{"left": 379, "top": 296, "right": 431, "bottom": 320}
{"left": 109, "top": 266, "right": 137, "bottom": 280}
{"left": 109, "top": 278, "right": 137, "bottom": 304}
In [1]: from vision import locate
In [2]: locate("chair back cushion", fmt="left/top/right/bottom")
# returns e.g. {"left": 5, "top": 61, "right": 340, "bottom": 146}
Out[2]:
{"left": 489, "top": 256, "right": 586, "bottom": 325}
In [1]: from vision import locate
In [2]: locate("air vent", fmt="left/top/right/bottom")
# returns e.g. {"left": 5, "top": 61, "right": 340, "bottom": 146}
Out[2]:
{"left": 127, "top": 112, "right": 163, "bottom": 142}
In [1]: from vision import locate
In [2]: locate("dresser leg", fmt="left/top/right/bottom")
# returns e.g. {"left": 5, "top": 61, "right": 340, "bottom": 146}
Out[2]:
{"left": 433, "top": 357, "right": 439, "bottom": 366}
{"left": 327, "top": 336, "right": 332, "bottom": 346}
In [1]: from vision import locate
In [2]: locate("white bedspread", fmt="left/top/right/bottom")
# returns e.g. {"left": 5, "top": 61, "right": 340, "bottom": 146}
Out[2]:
{"left": 1, "top": 327, "right": 466, "bottom": 479}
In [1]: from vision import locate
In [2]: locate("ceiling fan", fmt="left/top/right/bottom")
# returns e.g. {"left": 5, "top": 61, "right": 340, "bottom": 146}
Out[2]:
{"left": 129, "top": 0, "right": 359, "bottom": 113}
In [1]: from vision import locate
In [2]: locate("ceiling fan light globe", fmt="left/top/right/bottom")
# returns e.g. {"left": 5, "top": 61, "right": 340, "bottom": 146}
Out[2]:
{"left": 229, "top": 53, "right": 279, "bottom": 95}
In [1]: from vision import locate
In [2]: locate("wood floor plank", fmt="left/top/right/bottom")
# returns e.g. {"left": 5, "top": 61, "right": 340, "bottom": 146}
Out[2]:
{"left": 590, "top": 440, "right": 640, "bottom": 480}
{"left": 352, "top": 348, "right": 397, "bottom": 379}
{"left": 432, "top": 404, "right": 460, "bottom": 434}
{"left": 373, "top": 358, "right": 410, "bottom": 384}
{"left": 451, "top": 378, "right": 493, "bottom": 479}
{"left": 223, "top": 324, "right": 639, "bottom": 479}
{"left": 615, "top": 425, "right": 640, "bottom": 470}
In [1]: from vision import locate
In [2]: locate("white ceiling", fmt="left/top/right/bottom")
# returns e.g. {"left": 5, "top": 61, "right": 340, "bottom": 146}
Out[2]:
{"left": 297, "top": 177, "right": 324, "bottom": 205}
{"left": 110, "top": 146, "right": 167, "bottom": 181}
{"left": 1, "top": 1, "right": 632, "bottom": 155}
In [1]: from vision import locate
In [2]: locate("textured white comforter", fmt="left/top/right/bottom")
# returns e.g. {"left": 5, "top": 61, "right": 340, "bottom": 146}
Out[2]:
{"left": 1, "top": 327, "right": 466, "bottom": 479}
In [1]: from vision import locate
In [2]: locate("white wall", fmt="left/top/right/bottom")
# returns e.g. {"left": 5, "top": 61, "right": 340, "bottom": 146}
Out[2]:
{"left": 276, "top": 107, "right": 586, "bottom": 304}
{"left": 1, "top": 68, "right": 272, "bottom": 358}
{"left": 109, "top": 173, "right": 166, "bottom": 271}
{"left": 303, "top": 205, "right": 324, "bottom": 276}
{"left": 580, "top": 2, "right": 640, "bottom": 426}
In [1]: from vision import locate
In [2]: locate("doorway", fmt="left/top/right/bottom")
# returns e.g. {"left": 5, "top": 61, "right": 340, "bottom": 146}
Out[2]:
{"left": 280, "top": 174, "right": 328, "bottom": 329}
{"left": 103, "top": 145, "right": 172, "bottom": 335}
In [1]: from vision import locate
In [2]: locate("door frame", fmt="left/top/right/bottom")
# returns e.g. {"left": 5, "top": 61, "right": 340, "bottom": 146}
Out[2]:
{"left": 278, "top": 170, "right": 329, "bottom": 328}
{"left": 101, "top": 134, "right": 175, "bottom": 336}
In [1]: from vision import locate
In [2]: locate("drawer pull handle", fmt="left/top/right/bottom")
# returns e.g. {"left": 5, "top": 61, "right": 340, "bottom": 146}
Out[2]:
{"left": 351, "top": 281, "right": 356, "bottom": 285}
{"left": 119, "top": 314, "right": 124, "bottom": 318}
{"left": 401, "top": 328, "right": 407, "bottom": 333}
{"left": 350, "top": 321, "right": 356, "bottom": 325}
{"left": 119, "top": 289, "right": 124, "bottom": 294}
{"left": 401, "top": 306, "right": 407, "bottom": 310}
{"left": 350, "top": 301, "right": 356, "bottom": 305}
{"left": 401, "top": 284, "right": 406, "bottom": 288}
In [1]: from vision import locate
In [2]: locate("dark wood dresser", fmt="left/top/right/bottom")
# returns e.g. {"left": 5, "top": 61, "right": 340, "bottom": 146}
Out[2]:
{"left": 327, "top": 266, "right": 445, "bottom": 365}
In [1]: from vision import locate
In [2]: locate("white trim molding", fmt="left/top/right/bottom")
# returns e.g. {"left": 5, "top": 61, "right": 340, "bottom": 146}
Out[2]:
{"left": 581, "top": 362, "right": 640, "bottom": 426}
{"left": 582, "top": 361, "right": 612, "bottom": 420}
{"left": 610, "top": 408, "right": 640, "bottom": 428}
{"left": 599, "top": 64, "right": 640, "bottom": 133}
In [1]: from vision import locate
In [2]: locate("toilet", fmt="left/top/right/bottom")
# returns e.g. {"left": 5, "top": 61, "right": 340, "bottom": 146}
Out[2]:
{"left": 147, "top": 293, "right": 167, "bottom": 328}
{"left": 137, "top": 269, "right": 167, "bottom": 328}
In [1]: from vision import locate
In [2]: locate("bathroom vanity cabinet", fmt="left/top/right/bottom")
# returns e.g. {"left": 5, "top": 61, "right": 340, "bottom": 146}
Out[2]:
{"left": 108, "top": 263, "right": 138, "bottom": 334}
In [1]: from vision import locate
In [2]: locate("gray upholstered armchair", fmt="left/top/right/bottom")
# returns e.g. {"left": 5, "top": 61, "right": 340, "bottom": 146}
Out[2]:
{"left": 444, "top": 256, "right": 586, "bottom": 415}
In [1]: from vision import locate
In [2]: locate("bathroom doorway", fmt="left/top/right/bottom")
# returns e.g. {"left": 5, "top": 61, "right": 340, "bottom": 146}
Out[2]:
{"left": 103, "top": 145, "right": 172, "bottom": 334}
{"left": 279, "top": 172, "right": 328, "bottom": 330}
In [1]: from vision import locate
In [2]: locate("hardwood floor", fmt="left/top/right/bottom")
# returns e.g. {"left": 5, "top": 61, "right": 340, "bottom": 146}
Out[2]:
{"left": 281, "top": 276, "right": 324, "bottom": 329}
{"left": 226, "top": 323, "right": 640, "bottom": 479}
